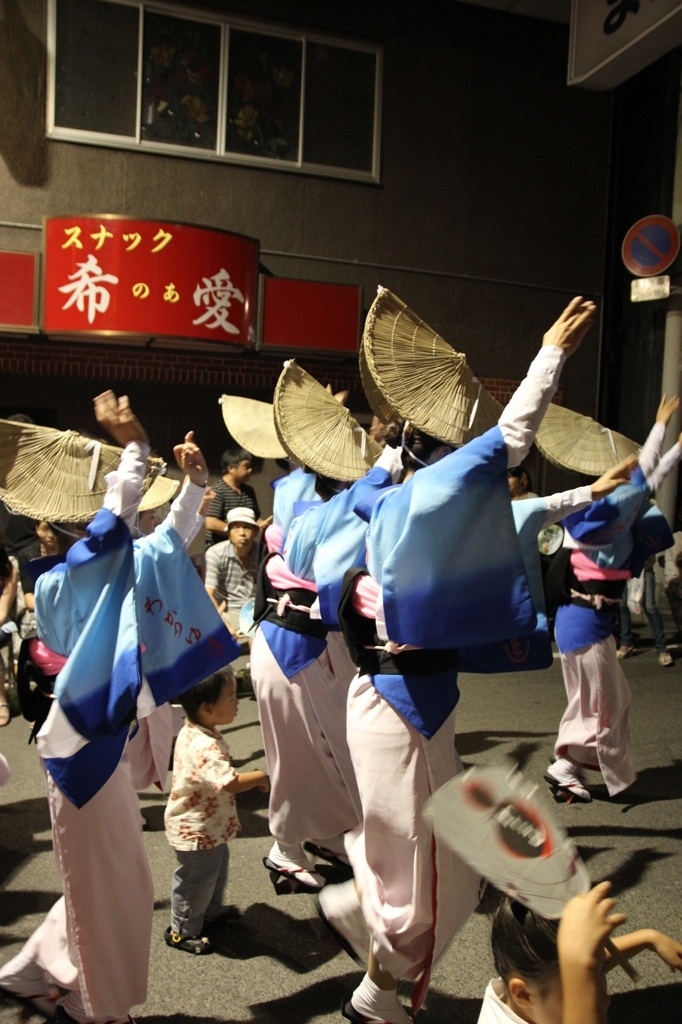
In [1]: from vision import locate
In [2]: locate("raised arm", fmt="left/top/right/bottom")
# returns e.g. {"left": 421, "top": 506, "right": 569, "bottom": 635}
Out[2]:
{"left": 164, "top": 432, "right": 209, "bottom": 548}
{"left": 638, "top": 395, "right": 679, "bottom": 479}
{"left": 94, "top": 391, "right": 150, "bottom": 530}
{"left": 558, "top": 882, "right": 628, "bottom": 1024}
{"left": 500, "top": 297, "right": 596, "bottom": 468}
{"left": 646, "top": 434, "right": 682, "bottom": 495}
{"left": 541, "top": 456, "right": 637, "bottom": 528}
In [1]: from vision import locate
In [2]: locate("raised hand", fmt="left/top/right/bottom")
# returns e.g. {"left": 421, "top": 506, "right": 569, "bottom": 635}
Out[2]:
{"left": 542, "top": 296, "right": 597, "bottom": 358}
{"left": 93, "top": 391, "right": 149, "bottom": 446}
{"left": 198, "top": 486, "right": 217, "bottom": 518}
{"left": 173, "top": 431, "right": 208, "bottom": 488}
{"left": 590, "top": 455, "right": 638, "bottom": 500}
{"left": 558, "top": 882, "right": 627, "bottom": 971}
{"left": 656, "top": 394, "right": 680, "bottom": 426}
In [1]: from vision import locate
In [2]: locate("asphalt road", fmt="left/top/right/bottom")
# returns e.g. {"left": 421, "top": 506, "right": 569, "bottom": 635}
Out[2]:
{"left": 1, "top": 622, "right": 681, "bottom": 1024}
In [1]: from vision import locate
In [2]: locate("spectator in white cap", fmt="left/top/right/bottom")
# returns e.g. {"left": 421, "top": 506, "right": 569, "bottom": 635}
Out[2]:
{"left": 205, "top": 507, "right": 260, "bottom": 635}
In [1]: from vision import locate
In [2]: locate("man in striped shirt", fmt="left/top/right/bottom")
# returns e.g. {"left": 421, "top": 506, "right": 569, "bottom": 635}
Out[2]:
{"left": 204, "top": 448, "right": 262, "bottom": 549}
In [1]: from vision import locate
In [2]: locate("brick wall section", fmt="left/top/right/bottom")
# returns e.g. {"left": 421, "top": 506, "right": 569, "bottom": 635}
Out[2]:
{"left": 0, "top": 338, "right": 564, "bottom": 406}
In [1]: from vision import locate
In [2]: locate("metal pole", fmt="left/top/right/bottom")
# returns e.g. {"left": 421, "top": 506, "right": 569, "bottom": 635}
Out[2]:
{"left": 656, "top": 72, "right": 682, "bottom": 527}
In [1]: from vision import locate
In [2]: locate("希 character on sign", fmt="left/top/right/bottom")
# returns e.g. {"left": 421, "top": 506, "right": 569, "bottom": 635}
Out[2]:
{"left": 58, "top": 254, "right": 119, "bottom": 324}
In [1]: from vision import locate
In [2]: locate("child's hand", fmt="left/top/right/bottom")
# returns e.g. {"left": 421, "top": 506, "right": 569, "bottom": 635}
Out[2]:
{"left": 258, "top": 773, "right": 270, "bottom": 793}
{"left": 656, "top": 394, "right": 680, "bottom": 426}
{"left": 94, "top": 391, "right": 149, "bottom": 446}
{"left": 173, "top": 431, "right": 208, "bottom": 487}
{"left": 651, "top": 932, "right": 682, "bottom": 972}
{"left": 558, "top": 882, "right": 627, "bottom": 970}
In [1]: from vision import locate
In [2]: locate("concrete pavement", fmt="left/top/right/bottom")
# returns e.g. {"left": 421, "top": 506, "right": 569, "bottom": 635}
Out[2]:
{"left": 1, "top": 627, "right": 681, "bottom": 1024}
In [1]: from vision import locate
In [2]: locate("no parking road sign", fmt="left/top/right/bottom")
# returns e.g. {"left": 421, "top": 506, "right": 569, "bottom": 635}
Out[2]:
{"left": 622, "top": 215, "right": 680, "bottom": 277}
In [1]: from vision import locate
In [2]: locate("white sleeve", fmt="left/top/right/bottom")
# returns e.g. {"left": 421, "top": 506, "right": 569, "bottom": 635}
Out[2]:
{"left": 498, "top": 346, "right": 566, "bottom": 468}
{"left": 637, "top": 421, "right": 665, "bottom": 479}
{"left": 165, "top": 477, "right": 207, "bottom": 549}
{"left": 103, "top": 441, "right": 150, "bottom": 530}
{"left": 646, "top": 441, "right": 682, "bottom": 494}
{"left": 541, "top": 485, "right": 593, "bottom": 528}
{"left": 374, "top": 443, "right": 404, "bottom": 483}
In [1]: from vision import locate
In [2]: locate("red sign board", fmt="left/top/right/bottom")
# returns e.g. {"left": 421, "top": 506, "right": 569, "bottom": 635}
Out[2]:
{"left": 622, "top": 215, "right": 680, "bottom": 277}
{"left": 262, "top": 277, "right": 361, "bottom": 353}
{"left": 43, "top": 217, "right": 259, "bottom": 344}
{"left": 0, "top": 251, "right": 38, "bottom": 333}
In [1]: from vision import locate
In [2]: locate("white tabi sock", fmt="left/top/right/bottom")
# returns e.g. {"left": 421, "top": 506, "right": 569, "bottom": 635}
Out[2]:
{"left": 350, "top": 973, "right": 411, "bottom": 1024}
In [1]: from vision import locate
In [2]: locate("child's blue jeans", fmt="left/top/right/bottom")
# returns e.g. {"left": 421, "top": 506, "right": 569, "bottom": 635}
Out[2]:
{"left": 170, "top": 843, "right": 229, "bottom": 937}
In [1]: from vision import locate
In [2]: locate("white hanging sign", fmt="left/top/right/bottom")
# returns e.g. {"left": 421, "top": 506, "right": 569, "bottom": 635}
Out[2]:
{"left": 568, "top": 1, "right": 682, "bottom": 90}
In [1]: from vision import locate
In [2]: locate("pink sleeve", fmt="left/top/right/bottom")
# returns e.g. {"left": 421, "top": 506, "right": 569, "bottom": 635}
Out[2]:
{"left": 265, "top": 553, "right": 318, "bottom": 593}
{"left": 264, "top": 522, "right": 285, "bottom": 554}
{"left": 352, "top": 574, "right": 381, "bottom": 618}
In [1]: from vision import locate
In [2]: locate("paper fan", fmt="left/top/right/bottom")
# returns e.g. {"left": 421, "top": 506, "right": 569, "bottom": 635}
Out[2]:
{"left": 362, "top": 287, "right": 502, "bottom": 446}
{"left": 273, "top": 360, "right": 382, "bottom": 481}
{"left": 424, "top": 760, "right": 590, "bottom": 919}
{"left": 0, "top": 419, "right": 164, "bottom": 523}
{"left": 219, "top": 395, "right": 287, "bottom": 460}
{"left": 138, "top": 474, "right": 179, "bottom": 512}
{"left": 536, "top": 404, "right": 640, "bottom": 475}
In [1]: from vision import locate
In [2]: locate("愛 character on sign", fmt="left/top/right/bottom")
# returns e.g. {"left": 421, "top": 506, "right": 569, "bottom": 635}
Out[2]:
{"left": 192, "top": 268, "right": 244, "bottom": 334}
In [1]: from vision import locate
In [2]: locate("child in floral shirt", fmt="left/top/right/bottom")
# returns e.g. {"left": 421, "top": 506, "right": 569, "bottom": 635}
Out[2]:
{"left": 164, "top": 667, "right": 269, "bottom": 954}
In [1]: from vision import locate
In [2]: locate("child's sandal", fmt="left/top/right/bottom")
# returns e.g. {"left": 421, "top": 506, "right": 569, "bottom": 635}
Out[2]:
{"left": 164, "top": 926, "right": 213, "bottom": 955}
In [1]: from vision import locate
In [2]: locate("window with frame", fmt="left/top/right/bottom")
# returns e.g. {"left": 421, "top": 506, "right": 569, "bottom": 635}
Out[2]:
{"left": 47, "top": 0, "right": 383, "bottom": 182}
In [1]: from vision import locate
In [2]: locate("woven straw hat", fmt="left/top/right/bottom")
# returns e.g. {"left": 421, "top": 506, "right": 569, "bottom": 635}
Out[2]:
{"left": 535, "top": 404, "right": 640, "bottom": 475}
{"left": 219, "top": 395, "right": 286, "bottom": 459}
{"left": 359, "top": 344, "right": 396, "bottom": 424}
{"left": 138, "top": 473, "right": 179, "bottom": 512}
{"left": 273, "top": 360, "right": 382, "bottom": 481}
{"left": 362, "top": 287, "right": 502, "bottom": 445}
{"left": 0, "top": 419, "right": 164, "bottom": 523}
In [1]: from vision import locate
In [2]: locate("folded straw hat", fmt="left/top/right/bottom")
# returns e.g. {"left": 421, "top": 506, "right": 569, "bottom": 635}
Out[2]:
{"left": 273, "top": 360, "right": 382, "bottom": 481}
{"left": 0, "top": 419, "right": 164, "bottom": 523}
{"left": 359, "top": 344, "right": 396, "bottom": 425}
{"left": 138, "top": 473, "right": 179, "bottom": 512}
{"left": 362, "top": 287, "right": 502, "bottom": 445}
{"left": 535, "top": 404, "right": 640, "bottom": 475}
{"left": 219, "top": 395, "right": 287, "bottom": 459}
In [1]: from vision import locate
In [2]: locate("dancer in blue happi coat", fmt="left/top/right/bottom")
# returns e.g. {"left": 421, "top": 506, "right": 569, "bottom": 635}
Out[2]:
{"left": 321, "top": 298, "right": 601, "bottom": 1024}
{"left": 0, "top": 394, "right": 239, "bottom": 1024}
{"left": 251, "top": 367, "right": 401, "bottom": 892}
{"left": 546, "top": 397, "right": 681, "bottom": 803}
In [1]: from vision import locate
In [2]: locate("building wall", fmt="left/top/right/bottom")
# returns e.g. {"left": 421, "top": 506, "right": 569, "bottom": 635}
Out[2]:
{"left": 0, "top": 0, "right": 612, "bottom": 477}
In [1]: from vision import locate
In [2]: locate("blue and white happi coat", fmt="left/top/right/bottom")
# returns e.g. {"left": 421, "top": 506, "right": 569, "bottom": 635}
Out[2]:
{"left": 35, "top": 508, "right": 241, "bottom": 808}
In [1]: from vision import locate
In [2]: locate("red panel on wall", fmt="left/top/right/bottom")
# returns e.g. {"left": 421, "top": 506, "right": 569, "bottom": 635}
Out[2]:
{"left": 43, "top": 216, "right": 259, "bottom": 345}
{"left": 0, "top": 251, "right": 38, "bottom": 332}
{"left": 262, "top": 277, "right": 361, "bottom": 353}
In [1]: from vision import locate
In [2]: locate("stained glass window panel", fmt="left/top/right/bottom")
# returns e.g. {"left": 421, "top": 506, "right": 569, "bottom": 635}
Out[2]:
{"left": 141, "top": 11, "right": 221, "bottom": 151}
{"left": 226, "top": 29, "right": 302, "bottom": 162}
